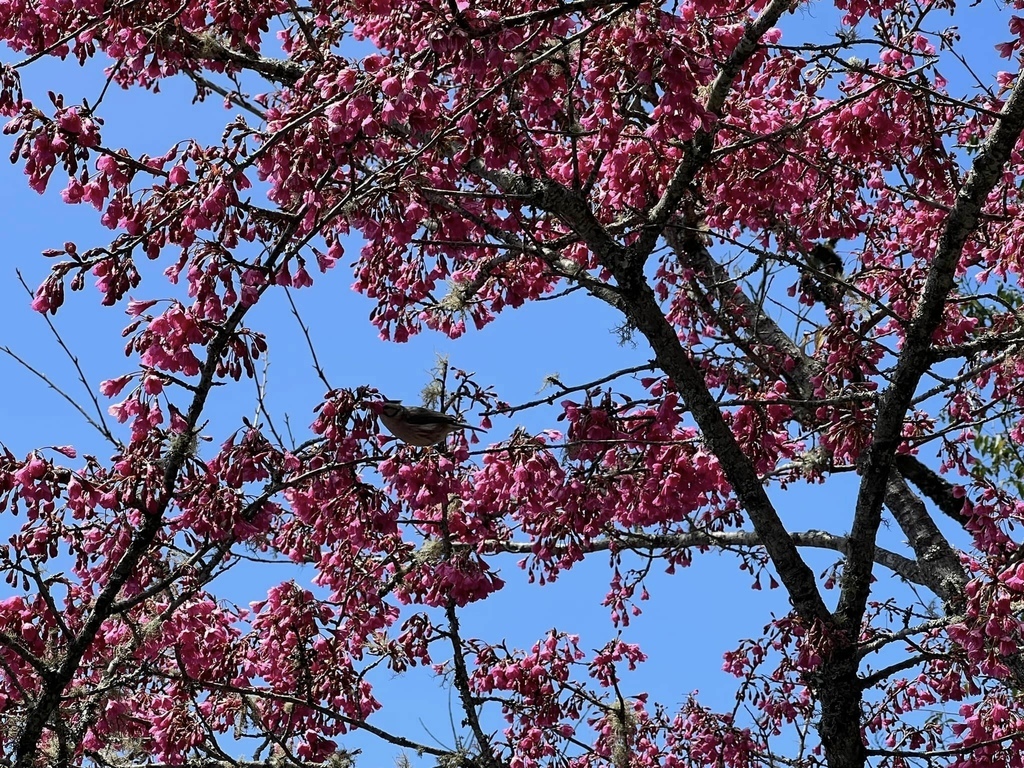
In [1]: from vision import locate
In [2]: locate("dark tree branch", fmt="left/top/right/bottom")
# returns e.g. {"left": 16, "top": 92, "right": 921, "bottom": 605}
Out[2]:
{"left": 476, "top": 174, "right": 831, "bottom": 622}
{"left": 883, "top": 471, "right": 967, "bottom": 610}
{"left": 490, "top": 528, "right": 924, "bottom": 586}
{"left": 471, "top": 0, "right": 829, "bottom": 625}
{"left": 175, "top": 30, "right": 303, "bottom": 85}
{"left": 12, "top": 215, "right": 306, "bottom": 768}
{"left": 630, "top": 0, "right": 795, "bottom": 263}
{"left": 893, "top": 454, "right": 969, "bottom": 527}
{"left": 838, "top": 67, "right": 1024, "bottom": 634}
{"left": 669, "top": 230, "right": 971, "bottom": 606}
{"left": 610, "top": 284, "right": 831, "bottom": 622}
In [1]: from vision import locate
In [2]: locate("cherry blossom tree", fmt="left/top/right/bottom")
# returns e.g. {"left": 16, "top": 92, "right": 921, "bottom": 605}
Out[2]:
{"left": 4, "top": 0, "right": 1024, "bottom": 767}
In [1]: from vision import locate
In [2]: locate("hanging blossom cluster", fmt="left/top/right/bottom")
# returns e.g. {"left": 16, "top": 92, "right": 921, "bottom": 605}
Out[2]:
{"left": 5, "top": 0, "right": 1024, "bottom": 767}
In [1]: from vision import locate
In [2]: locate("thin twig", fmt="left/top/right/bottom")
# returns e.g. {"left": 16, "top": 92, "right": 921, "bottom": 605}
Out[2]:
{"left": 491, "top": 362, "right": 657, "bottom": 417}
{"left": 285, "top": 0, "right": 323, "bottom": 62}
{"left": 283, "top": 285, "right": 333, "bottom": 392}
{"left": 253, "top": 354, "right": 286, "bottom": 447}
{"left": 0, "top": 345, "right": 113, "bottom": 445}
{"left": 16, "top": 270, "right": 118, "bottom": 446}
{"left": 183, "top": 68, "right": 267, "bottom": 119}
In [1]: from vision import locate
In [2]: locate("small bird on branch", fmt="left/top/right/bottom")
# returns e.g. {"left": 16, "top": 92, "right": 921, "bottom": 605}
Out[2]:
{"left": 378, "top": 400, "right": 484, "bottom": 446}
{"left": 808, "top": 238, "right": 844, "bottom": 277}
{"left": 800, "top": 237, "right": 845, "bottom": 307}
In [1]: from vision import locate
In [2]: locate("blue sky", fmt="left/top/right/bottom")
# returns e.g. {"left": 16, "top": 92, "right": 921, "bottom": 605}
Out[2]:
{"left": 0, "top": 3, "right": 1012, "bottom": 764}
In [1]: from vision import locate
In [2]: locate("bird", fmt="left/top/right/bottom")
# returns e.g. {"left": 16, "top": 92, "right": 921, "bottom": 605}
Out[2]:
{"left": 800, "top": 238, "right": 845, "bottom": 308}
{"left": 808, "top": 238, "right": 844, "bottom": 277}
{"left": 377, "top": 400, "right": 484, "bottom": 446}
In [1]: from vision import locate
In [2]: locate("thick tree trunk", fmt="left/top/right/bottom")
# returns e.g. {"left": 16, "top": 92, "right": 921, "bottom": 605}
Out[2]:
{"left": 818, "top": 649, "right": 867, "bottom": 768}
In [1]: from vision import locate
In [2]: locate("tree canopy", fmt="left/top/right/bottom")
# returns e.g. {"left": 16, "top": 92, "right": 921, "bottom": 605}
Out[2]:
{"left": 2, "top": 2, "right": 1024, "bottom": 768}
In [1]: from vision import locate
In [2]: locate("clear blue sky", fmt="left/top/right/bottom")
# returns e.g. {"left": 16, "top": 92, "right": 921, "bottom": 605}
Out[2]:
{"left": 0, "top": 3, "right": 1009, "bottom": 763}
